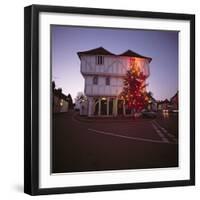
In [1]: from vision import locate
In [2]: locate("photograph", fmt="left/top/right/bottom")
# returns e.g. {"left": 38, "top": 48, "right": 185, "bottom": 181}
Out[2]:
{"left": 51, "top": 25, "right": 179, "bottom": 173}
{"left": 24, "top": 4, "right": 195, "bottom": 195}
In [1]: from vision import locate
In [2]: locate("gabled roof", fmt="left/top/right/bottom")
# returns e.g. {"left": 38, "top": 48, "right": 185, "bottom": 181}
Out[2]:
{"left": 77, "top": 47, "right": 152, "bottom": 62}
{"left": 119, "top": 50, "right": 152, "bottom": 62}
{"left": 77, "top": 47, "right": 115, "bottom": 58}
{"left": 157, "top": 99, "right": 170, "bottom": 104}
{"left": 170, "top": 91, "right": 178, "bottom": 101}
{"left": 54, "top": 88, "right": 69, "bottom": 101}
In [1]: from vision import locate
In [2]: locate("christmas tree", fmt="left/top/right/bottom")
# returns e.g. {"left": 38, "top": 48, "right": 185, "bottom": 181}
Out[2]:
{"left": 120, "top": 58, "right": 149, "bottom": 112}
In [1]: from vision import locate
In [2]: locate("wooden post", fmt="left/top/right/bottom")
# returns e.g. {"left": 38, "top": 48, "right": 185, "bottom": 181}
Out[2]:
{"left": 107, "top": 97, "right": 110, "bottom": 116}
{"left": 113, "top": 97, "right": 118, "bottom": 117}
{"left": 88, "top": 97, "right": 93, "bottom": 117}
{"left": 98, "top": 98, "right": 101, "bottom": 116}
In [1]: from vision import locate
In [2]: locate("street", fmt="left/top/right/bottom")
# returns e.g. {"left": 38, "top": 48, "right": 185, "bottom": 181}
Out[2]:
{"left": 52, "top": 111, "right": 178, "bottom": 173}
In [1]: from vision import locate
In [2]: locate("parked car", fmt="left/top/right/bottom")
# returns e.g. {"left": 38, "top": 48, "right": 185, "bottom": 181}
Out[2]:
{"left": 171, "top": 109, "right": 178, "bottom": 113}
{"left": 142, "top": 110, "right": 157, "bottom": 118}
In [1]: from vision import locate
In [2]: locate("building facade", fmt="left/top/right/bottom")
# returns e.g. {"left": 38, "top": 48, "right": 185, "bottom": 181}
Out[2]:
{"left": 170, "top": 92, "right": 178, "bottom": 111}
{"left": 77, "top": 47, "right": 152, "bottom": 117}
{"left": 53, "top": 86, "right": 69, "bottom": 113}
{"left": 157, "top": 99, "right": 170, "bottom": 111}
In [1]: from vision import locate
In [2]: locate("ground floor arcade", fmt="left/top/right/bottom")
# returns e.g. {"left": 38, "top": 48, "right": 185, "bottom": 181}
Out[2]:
{"left": 87, "top": 96, "right": 132, "bottom": 117}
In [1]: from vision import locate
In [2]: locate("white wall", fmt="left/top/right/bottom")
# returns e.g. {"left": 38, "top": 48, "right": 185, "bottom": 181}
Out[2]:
{"left": 85, "top": 76, "right": 123, "bottom": 96}
{"left": 81, "top": 55, "right": 128, "bottom": 75}
{"left": 81, "top": 56, "right": 149, "bottom": 76}
{"left": 82, "top": 55, "right": 149, "bottom": 96}
{"left": 0, "top": 0, "right": 199, "bottom": 199}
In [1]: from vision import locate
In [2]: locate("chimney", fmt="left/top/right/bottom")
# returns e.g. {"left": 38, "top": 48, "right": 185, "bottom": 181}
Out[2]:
{"left": 57, "top": 88, "right": 62, "bottom": 94}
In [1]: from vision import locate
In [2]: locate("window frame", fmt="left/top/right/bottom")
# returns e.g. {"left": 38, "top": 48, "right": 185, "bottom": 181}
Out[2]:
{"left": 96, "top": 55, "right": 104, "bottom": 65}
{"left": 93, "top": 76, "right": 98, "bottom": 85}
{"left": 105, "top": 76, "right": 110, "bottom": 85}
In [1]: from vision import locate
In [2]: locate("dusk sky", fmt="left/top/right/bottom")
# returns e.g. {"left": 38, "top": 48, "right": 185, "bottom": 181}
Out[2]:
{"left": 51, "top": 25, "right": 178, "bottom": 101}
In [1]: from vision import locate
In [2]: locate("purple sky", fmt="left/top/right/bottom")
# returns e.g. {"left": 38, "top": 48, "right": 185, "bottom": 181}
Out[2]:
{"left": 51, "top": 25, "right": 178, "bottom": 101}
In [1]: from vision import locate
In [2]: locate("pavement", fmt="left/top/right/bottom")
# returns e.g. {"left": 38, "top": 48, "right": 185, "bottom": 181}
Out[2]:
{"left": 52, "top": 110, "right": 178, "bottom": 173}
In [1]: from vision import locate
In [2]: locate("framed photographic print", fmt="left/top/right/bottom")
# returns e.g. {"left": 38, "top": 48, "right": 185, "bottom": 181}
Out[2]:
{"left": 24, "top": 4, "right": 195, "bottom": 195}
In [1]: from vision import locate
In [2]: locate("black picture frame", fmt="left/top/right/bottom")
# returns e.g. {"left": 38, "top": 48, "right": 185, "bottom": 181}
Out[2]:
{"left": 24, "top": 4, "right": 195, "bottom": 195}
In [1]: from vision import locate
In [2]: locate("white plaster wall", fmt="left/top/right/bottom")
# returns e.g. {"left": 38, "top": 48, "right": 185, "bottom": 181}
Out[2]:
{"left": 82, "top": 56, "right": 150, "bottom": 76}
{"left": 81, "top": 55, "right": 130, "bottom": 76}
{"left": 82, "top": 55, "right": 149, "bottom": 96}
{"left": 85, "top": 76, "right": 124, "bottom": 96}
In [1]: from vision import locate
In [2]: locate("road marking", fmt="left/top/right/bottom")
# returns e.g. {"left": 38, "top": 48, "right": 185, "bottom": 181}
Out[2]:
{"left": 151, "top": 123, "right": 170, "bottom": 143}
{"left": 88, "top": 128, "right": 173, "bottom": 144}
{"left": 73, "top": 113, "right": 177, "bottom": 145}
{"left": 153, "top": 121, "right": 178, "bottom": 143}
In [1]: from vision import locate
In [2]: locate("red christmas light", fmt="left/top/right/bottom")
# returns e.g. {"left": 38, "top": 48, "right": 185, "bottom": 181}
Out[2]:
{"left": 120, "top": 58, "right": 149, "bottom": 112}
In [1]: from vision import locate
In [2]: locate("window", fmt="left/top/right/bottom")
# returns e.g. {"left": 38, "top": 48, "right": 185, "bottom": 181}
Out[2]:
{"left": 106, "top": 77, "right": 110, "bottom": 85}
{"left": 96, "top": 56, "right": 104, "bottom": 65}
{"left": 93, "top": 76, "right": 98, "bottom": 85}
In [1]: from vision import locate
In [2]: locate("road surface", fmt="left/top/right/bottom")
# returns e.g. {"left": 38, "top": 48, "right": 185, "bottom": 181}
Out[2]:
{"left": 52, "top": 111, "right": 178, "bottom": 173}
